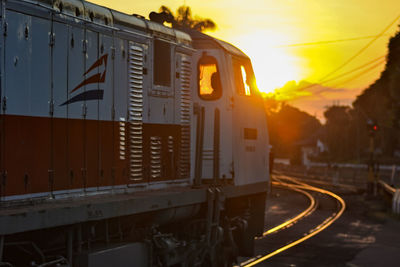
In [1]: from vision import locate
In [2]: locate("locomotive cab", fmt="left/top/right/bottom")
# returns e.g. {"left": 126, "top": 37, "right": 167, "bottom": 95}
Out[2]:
{"left": 187, "top": 30, "right": 270, "bottom": 186}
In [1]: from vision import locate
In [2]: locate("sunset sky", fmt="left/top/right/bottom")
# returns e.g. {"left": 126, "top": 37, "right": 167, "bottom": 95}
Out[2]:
{"left": 90, "top": 0, "right": 400, "bottom": 120}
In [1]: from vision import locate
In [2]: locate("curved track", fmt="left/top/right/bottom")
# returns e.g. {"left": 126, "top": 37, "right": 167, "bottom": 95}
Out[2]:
{"left": 240, "top": 174, "right": 346, "bottom": 267}
{"left": 259, "top": 179, "right": 317, "bottom": 237}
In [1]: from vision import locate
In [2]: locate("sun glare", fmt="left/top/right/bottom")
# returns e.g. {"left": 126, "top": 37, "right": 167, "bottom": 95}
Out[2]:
{"left": 234, "top": 32, "right": 302, "bottom": 94}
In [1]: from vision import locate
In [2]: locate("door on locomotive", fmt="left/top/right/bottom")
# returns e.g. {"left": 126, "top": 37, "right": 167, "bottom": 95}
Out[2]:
{"left": 191, "top": 41, "right": 269, "bottom": 186}
{"left": 192, "top": 49, "right": 233, "bottom": 183}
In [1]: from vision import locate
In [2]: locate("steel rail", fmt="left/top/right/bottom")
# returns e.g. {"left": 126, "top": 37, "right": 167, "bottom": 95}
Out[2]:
{"left": 242, "top": 176, "right": 346, "bottom": 267}
{"left": 274, "top": 170, "right": 360, "bottom": 192}
{"left": 258, "top": 180, "right": 317, "bottom": 237}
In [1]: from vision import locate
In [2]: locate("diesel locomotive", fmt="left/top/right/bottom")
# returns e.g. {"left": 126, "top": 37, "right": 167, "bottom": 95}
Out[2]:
{"left": 0, "top": 0, "right": 270, "bottom": 266}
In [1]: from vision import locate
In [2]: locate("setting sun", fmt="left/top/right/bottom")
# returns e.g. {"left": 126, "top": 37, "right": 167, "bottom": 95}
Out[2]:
{"left": 226, "top": 31, "right": 303, "bottom": 94}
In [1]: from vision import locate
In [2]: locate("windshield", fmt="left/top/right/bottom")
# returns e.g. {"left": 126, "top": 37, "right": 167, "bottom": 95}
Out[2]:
{"left": 233, "top": 58, "right": 258, "bottom": 96}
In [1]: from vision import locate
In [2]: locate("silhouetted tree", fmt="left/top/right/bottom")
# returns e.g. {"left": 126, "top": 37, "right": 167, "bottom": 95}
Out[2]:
{"left": 267, "top": 103, "right": 321, "bottom": 162}
{"left": 323, "top": 105, "right": 354, "bottom": 161}
{"left": 263, "top": 95, "right": 282, "bottom": 116}
{"left": 352, "top": 25, "right": 400, "bottom": 159}
{"left": 151, "top": 5, "right": 216, "bottom": 32}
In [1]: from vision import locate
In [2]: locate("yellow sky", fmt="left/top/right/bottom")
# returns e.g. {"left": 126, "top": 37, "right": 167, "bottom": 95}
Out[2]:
{"left": 90, "top": 0, "right": 400, "bottom": 120}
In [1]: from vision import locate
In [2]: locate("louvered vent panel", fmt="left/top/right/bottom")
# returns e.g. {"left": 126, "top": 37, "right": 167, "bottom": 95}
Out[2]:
{"left": 180, "top": 58, "right": 192, "bottom": 178}
{"left": 119, "top": 118, "right": 126, "bottom": 160}
{"left": 128, "top": 43, "right": 144, "bottom": 181}
{"left": 168, "top": 136, "right": 174, "bottom": 153}
{"left": 150, "top": 136, "right": 162, "bottom": 179}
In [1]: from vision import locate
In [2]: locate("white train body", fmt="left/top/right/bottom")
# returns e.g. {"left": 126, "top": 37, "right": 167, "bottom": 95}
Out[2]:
{"left": 0, "top": 0, "right": 270, "bottom": 266}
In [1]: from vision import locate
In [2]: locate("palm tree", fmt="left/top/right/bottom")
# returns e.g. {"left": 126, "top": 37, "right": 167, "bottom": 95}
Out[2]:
{"left": 150, "top": 5, "right": 216, "bottom": 32}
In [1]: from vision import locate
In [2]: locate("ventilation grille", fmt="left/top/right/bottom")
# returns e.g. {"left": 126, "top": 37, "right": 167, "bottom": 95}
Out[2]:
{"left": 128, "top": 43, "right": 144, "bottom": 181}
{"left": 180, "top": 58, "right": 191, "bottom": 178}
{"left": 119, "top": 118, "right": 126, "bottom": 160}
{"left": 150, "top": 136, "right": 162, "bottom": 179}
{"left": 180, "top": 59, "right": 191, "bottom": 125}
{"left": 168, "top": 135, "right": 174, "bottom": 153}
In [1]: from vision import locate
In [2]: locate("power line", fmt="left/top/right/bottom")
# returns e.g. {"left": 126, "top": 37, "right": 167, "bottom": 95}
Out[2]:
{"left": 277, "top": 34, "right": 392, "bottom": 47}
{"left": 332, "top": 60, "right": 385, "bottom": 88}
{"left": 295, "top": 54, "right": 386, "bottom": 92}
{"left": 331, "top": 59, "right": 386, "bottom": 88}
{"left": 320, "top": 55, "right": 386, "bottom": 85}
{"left": 319, "top": 13, "right": 400, "bottom": 81}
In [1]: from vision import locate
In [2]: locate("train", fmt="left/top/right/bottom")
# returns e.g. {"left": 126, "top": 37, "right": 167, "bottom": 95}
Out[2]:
{"left": 0, "top": 0, "right": 270, "bottom": 266}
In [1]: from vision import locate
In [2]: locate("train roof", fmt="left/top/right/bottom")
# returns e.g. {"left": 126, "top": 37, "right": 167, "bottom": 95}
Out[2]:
{"left": 183, "top": 29, "right": 250, "bottom": 59}
{"left": 21, "top": 0, "right": 248, "bottom": 55}
{"left": 29, "top": 0, "right": 191, "bottom": 45}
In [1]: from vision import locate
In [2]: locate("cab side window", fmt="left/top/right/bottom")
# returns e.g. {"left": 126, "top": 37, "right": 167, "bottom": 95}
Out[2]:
{"left": 154, "top": 39, "right": 171, "bottom": 86}
{"left": 198, "top": 56, "right": 222, "bottom": 100}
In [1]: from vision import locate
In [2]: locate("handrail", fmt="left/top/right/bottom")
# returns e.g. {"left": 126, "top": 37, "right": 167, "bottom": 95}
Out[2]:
{"left": 378, "top": 179, "right": 396, "bottom": 195}
{"left": 378, "top": 179, "right": 400, "bottom": 214}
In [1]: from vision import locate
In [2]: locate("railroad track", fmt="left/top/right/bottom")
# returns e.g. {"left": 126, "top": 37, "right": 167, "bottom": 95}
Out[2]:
{"left": 258, "top": 178, "right": 317, "bottom": 237}
{"left": 238, "top": 174, "right": 346, "bottom": 266}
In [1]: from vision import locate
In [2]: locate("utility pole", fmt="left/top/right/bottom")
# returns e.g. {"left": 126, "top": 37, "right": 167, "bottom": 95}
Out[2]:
{"left": 367, "top": 120, "right": 378, "bottom": 196}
